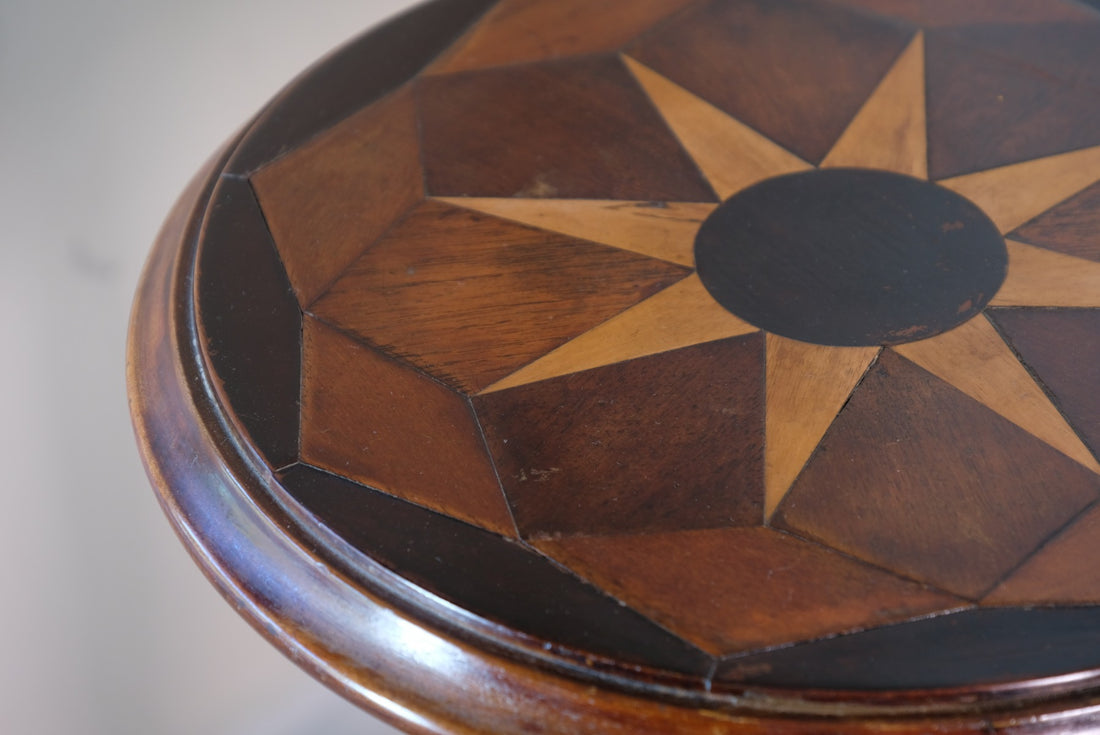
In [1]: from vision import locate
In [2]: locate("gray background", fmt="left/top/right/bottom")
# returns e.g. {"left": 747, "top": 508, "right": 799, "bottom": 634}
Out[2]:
{"left": 1, "top": 1, "right": 421, "bottom": 732}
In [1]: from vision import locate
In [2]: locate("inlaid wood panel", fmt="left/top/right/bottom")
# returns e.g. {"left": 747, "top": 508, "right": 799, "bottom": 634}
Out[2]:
{"left": 925, "top": 36, "right": 1100, "bottom": 179}
{"left": 764, "top": 336, "right": 879, "bottom": 518}
{"left": 824, "top": 0, "right": 1097, "bottom": 27}
{"left": 892, "top": 316, "right": 1099, "bottom": 472}
{"left": 1010, "top": 181, "right": 1100, "bottom": 263}
{"left": 224, "top": 0, "right": 498, "bottom": 175}
{"left": 716, "top": 607, "right": 1100, "bottom": 690}
{"left": 281, "top": 464, "right": 713, "bottom": 676}
{"left": 989, "top": 308, "right": 1100, "bottom": 459}
{"left": 195, "top": 177, "right": 300, "bottom": 468}
{"left": 475, "top": 335, "right": 765, "bottom": 538}
{"left": 161, "top": 0, "right": 1100, "bottom": 724}
{"left": 299, "top": 317, "right": 514, "bottom": 536}
{"left": 936, "top": 21, "right": 1100, "bottom": 94}
{"left": 417, "top": 55, "right": 717, "bottom": 201}
{"left": 436, "top": 197, "right": 713, "bottom": 266}
{"left": 986, "top": 504, "right": 1100, "bottom": 605}
{"left": 774, "top": 351, "right": 1100, "bottom": 599}
{"left": 820, "top": 32, "right": 926, "bottom": 178}
{"left": 536, "top": 528, "right": 961, "bottom": 655}
{"left": 311, "top": 201, "right": 688, "bottom": 393}
{"left": 251, "top": 88, "right": 423, "bottom": 306}
{"left": 427, "top": 0, "right": 696, "bottom": 75}
{"left": 627, "top": 0, "right": 914, "bottom": 164}
{"left": 621, "top": 55, "right": 812, "bottom": 200}
{"left": 483, "top": 275, "right": 758, "bottom": 393}
{"left": 991, "top": 240, "right": 1100, "bottom": 308}
{"left": 939, "top": 147, "right": 1100, "bottom": 235}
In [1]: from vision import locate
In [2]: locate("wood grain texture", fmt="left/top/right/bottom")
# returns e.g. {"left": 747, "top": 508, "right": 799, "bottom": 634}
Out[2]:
{"left": 418, "top": 55, "right": 717, "bottom": 201}
{"left": 716, "top": 607, "right": 1100, "bottom": 691}
{"left": 475, "top": 335, "right": 765, "bottom": 537}
{"left": 986, "top": 504, "right": 1100, "bottom": 605}
{"left": 774, "top": 351, "right": 1100, "bottom": 599}
{"left": 935, "top": 21, "right": 1100, "bottom": 94}
{"left": 195, "top": 177, "right": 301, "bottom": 468}
{"left": 991, "top": 240, "right": 1100, "bottom": 307}
{"left": 281, "top": 464, "right": 713, "bottom": 675}
{"left": 821, "top": 32, "right": 926, "bottom": 177}
{"left": 224, "top": 0, "right": 497, "bottom": 174}
{"left": 251, "top": 87, "right": 423, "bottom": 305}
{"left": 1010, "top": 181, "right": 1100, "bottom": 263}
{"left": 483, "top": 274, "right": 758, "bottom": 393}
{"left": 436, "top": 197, "right": 713, "bottom": 267}
{"left": 311, "top": 201, "right": 688, "bottom": 393}
{"left": 536, "top": 528, "right": 961, "bottom": 655}
{"left": 824, "top": 0, "right": 1097, "bottom": 27}
{"left": 299, "top": 317, "right": 514, "bottom": 536}
{"left": 926, "top": 37, "right": 1100, "bottom": 180}
{"left": 427, "top": 0, "right": 696, "bottom": 75}
{"left": 892, "top": 316, "right": 1100, "bottom": 473}
{"left": 765, "top": 336, "right": 880, "bottom": 518}
{"left": 621, "top": 55, "right": 811, "bottom": 199}
{"left": 990, "top": 308, "right": 1100, "bottom": 462}
{"left": 626, "top": 0, "right": 914, "bottom": 164}
{"left": 939, "top": 146, "right": 1100, "bottom": 234}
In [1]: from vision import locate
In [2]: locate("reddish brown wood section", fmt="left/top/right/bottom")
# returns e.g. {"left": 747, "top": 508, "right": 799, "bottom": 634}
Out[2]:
{"left": 627, "top": 0, "right": 914, "bottom": 163}
{"left": 299, "top": 317, "right": 514, "bottom": 536}
{"left": 428, "top": 0, "right": 696, "bottom": 75}
{"left": 418, "top": 55, "right": 717, "bottom": 201}
{"left": 1010, "top": 181, "right": 1100, "bottom": 263}
{"left": 251, "top": 88, "right": 423, "bottom": 305}
{"left": 774, "top": 351, "right": 1100, "bottom": 599}
{"left": 537, "top": 528, "right": 961, "bottom": 655}
{"left": 310, "top": 200, "right": 688, "bottom": 393}
{"left": 475, "top": 335, "right": 765, "bottom": 537}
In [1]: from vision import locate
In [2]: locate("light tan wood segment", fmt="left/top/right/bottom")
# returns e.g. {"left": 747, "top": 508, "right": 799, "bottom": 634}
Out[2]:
{"left": 622, "top": 55, "right": 811, "bottom": 199}
{"left": 991, "top": 240, "right": 1100, "bottom": 307}
{"left": 765, "top": 337, "right": 880, "bottom": 519}
{"left": 893, "top": 316, "right": 1100, "bottom": 473}
{"left": 481, "top": 274, "right": 758, "bottom": 393}
{"left": 822, "top": 33, "right": 926, "bottom": 178}
{"left": 939, "top": 145, "right": 1100, "bottom": 233}
{"left": 436, "top": 198, "right": 714, "bottom": 266}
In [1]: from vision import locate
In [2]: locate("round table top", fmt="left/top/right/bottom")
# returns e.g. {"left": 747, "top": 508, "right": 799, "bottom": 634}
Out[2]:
{"left": 129, "top": 0, "right": 1100, "bottom": 731}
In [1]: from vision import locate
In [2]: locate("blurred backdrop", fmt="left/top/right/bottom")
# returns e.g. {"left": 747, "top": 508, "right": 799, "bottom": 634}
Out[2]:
{"left": 0, "top": 1, "right": 421, "bottom": 732}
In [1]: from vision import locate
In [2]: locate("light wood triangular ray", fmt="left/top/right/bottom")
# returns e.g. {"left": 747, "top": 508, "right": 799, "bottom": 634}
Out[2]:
{"left": 765, "top": 336, "right": 880, "bottom": 519}
{"left": 822, "top": 33, "right": 926, "bottom": 178}
{"left": 991, "top": 240, "right": 1100, "bottom": 307}
{"left": 622, "top": 55, "right": 812, "bottom": 200}
{"left": 939, "top": 145, "right": 1100, "bottom": 233}
{"left": 481, "top": 274, "right": 759, "bottom": 393}
{"left": 893, "top": 316, "right": 1100, "bottom": 473}
{"left": 435, "top": 198, "right": 715, "bottom": 266}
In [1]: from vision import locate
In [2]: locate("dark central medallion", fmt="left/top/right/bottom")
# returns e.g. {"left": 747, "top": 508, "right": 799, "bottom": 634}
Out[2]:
{"left": 694, "top": 169, "right": 1008, "bottom": 346}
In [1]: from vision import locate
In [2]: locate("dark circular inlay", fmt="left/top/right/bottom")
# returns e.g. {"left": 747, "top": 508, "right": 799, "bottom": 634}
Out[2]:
{"left": 694, "top": 169, "right": 1007, "bottom": 346}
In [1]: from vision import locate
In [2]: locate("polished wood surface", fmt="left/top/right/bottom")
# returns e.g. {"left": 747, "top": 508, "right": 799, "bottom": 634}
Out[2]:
{"left": 130, "top": 0, "right": 1100, "bottom": 731}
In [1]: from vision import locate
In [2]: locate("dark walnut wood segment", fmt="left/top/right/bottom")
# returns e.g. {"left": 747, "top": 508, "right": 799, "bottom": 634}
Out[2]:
{"left": 310, "top": 200, "right": 689, "bottom": 393}
{"left": 251, "top": 87, "right": 423, "bottom": 306}
{"left": 774, "top": 350, "right": 1100, "bottom": 599}
{"left": 1010, "top": 181, "right": 1100, "bottom": 263}
{"left": 133, "top": 0, "right": 1100, "bottom": 731}
{"left": 417, "top": 55, "right": 717, "bottom": 201}
{"left": 195, "top": 177, "right": 300, "bottom": 468}
{"left": 475, "top": 335, "right": 765, "bottom": 538}
{"left": 627, "top": 0, "right": 915, "bottom": 164}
